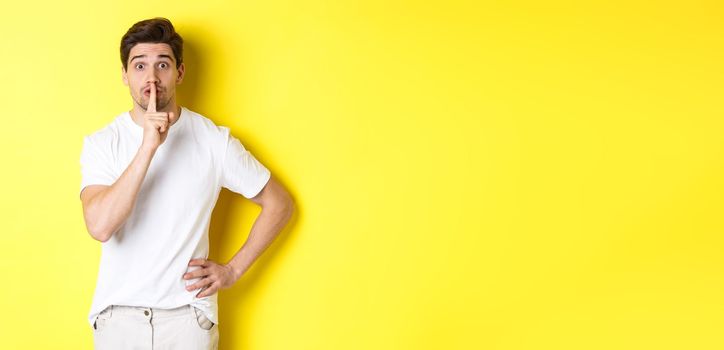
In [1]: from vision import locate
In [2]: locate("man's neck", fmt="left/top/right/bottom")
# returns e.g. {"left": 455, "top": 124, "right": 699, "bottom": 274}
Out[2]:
{"left": 129, "top": 102, "right": 182, "bottom": 128}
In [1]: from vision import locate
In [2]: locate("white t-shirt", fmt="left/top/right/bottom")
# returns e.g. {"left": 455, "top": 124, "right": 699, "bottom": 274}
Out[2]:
{"left": 80, "top": 106, "right": 271, "bottom": 329}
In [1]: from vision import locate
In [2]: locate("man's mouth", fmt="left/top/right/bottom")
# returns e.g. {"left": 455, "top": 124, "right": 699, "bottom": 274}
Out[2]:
{"left": 143, "top": 86, "right": 162, "bottom": 96}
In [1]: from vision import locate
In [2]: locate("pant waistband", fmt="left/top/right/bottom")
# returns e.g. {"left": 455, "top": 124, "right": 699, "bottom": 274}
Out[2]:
{"left": 104, "top": 304, "right": 196, "bottom": 319}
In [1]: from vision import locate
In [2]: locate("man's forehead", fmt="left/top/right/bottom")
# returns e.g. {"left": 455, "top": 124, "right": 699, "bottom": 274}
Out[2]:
{"left": 129, "top": 43, "right": 175, "bottom": 61}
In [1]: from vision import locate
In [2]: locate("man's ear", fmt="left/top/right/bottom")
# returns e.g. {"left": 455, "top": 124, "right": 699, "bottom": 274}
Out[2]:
{"left": 121, "top": 66, "right": 128, "bottom": 86}
{"left": 176, "top": 62, "right": 185, "bottom": 85}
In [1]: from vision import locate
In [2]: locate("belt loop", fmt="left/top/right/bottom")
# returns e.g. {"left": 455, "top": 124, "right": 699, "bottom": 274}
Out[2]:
{"left": 109, "top": 305, "right": 114, "bottom": 318}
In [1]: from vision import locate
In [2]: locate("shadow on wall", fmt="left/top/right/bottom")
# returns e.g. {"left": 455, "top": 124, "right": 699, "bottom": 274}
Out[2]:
{"left": 175, "top": 30, "right": 202, "bottom": 111}
{"left": 208, "top": 187, "right": 300, "bottom": 347}
{"left": 177, "top": 29, "right": 301, "bottom": 349}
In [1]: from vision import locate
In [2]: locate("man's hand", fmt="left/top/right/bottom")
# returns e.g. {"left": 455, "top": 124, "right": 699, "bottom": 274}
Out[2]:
{"left": 183, "top": 258, "right": 238, "bottom": 298}
{"left": 141, "top": 82, "right": 174, "bottom": 151}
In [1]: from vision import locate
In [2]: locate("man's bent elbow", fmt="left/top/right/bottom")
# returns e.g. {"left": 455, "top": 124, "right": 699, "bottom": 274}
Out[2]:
{"left": 264, "top": 196, "right": 295, "bottom": 221}
{"left": 86, "top": 222, "right": 114, "bottom": 243}
{"left": 282, "top": 197, "right": 295, "bottom": 221}
{"left": 88, "top": 229, "right": 110, "bottom": 243}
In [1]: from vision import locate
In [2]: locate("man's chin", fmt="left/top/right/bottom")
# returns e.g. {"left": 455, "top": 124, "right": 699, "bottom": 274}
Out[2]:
{"left": 140, "top": 101, "right": 165, "bottom": 111}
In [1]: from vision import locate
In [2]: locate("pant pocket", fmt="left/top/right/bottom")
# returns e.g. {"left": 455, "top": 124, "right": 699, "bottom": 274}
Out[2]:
{"left": 192, "top": 307, "right": 216, "bottom": 331}
{"left": 93, "top": 306, "right": 112, "bottom": 332}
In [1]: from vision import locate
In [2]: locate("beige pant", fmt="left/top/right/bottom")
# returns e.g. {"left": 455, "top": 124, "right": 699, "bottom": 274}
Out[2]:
{"left": 92, "top": 304, "right": 219, "bottom": 350}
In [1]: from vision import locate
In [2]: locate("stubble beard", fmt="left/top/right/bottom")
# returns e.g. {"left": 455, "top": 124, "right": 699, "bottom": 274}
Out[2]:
{"left": 137, "top": 94, "right": 168, "bottom": 111}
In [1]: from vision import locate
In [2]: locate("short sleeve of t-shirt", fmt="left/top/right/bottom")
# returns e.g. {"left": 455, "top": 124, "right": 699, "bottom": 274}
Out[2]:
{"left": 221, "top": 134, "right": 271, "bottom": 198}
{"left": 79, "top": 135, "right": 117, "bottom": 197}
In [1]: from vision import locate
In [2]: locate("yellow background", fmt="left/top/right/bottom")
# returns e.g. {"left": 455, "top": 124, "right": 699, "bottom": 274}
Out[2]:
{"left": 1, "top": 0, "right": 723, "bottom": 348}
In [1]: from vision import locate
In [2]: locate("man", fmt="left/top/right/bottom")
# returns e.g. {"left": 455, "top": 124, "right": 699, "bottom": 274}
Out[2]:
{"left": 80, "top": 17, "right": 295, "bottom": 349}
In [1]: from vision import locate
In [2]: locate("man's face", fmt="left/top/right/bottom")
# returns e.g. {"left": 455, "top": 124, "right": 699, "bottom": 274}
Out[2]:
{"left": 122, "top": 43, "right": 185, "bottom": 111}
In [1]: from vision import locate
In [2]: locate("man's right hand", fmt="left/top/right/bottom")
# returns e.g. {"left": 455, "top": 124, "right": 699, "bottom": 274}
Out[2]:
{"left": 142, "top": 82, "right": 175, "bottom": 151}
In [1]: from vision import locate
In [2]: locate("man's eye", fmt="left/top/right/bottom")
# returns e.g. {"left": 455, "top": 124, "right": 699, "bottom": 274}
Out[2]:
{"left": 159, "top": 62, "right": 168, "bottom": 69}
{"left": 135, "top": 64, "right": 144, "bottom": 70}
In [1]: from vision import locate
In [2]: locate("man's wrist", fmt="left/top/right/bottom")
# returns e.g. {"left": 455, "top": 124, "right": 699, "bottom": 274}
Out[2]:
{"left": 225, "top": 263, "right": 244, "bottom": 282}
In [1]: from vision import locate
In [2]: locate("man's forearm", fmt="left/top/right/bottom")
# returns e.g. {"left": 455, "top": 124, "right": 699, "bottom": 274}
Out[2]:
{"left": 85, "top": 145, "right": 157, "bottom": 241}
{"left": 225, "top": 203, "right": 294, "bottom": 281}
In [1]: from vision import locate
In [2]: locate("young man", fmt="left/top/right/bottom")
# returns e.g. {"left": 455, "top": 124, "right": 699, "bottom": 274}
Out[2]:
{"left": 80, "top": 17, "right": 294, "bottom": 349}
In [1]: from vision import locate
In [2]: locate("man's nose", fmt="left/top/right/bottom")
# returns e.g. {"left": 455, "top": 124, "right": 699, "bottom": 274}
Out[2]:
{"left": 145, "top": 70, "right": 160, "bottom": 86}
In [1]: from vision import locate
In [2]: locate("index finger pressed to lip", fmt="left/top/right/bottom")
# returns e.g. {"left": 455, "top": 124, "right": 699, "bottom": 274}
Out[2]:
{"left": 148, "top": 82, "right": 157, "bottom": 112}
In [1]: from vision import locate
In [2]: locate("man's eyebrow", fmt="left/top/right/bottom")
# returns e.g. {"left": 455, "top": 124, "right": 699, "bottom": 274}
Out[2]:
{"left": 130, "top": 54, "right": 175, "bottom": 63}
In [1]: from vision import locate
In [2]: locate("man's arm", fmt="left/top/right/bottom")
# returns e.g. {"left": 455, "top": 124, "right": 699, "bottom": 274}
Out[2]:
{"left": 226, "top": 174, "right": 295, "bottom": 279}
{"left": 81, "top": 82, "right": 173, "bottom": 242}
{"left": 184, "top": 174, "right": 295, "bottom": 297}
{"left": 80, "top": 146, "right": 157, "bottom": 242}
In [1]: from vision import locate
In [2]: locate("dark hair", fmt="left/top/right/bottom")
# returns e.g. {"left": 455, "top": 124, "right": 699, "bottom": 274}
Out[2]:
{"left": 120, "top": 17, "right": 183, "bottom": 71}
